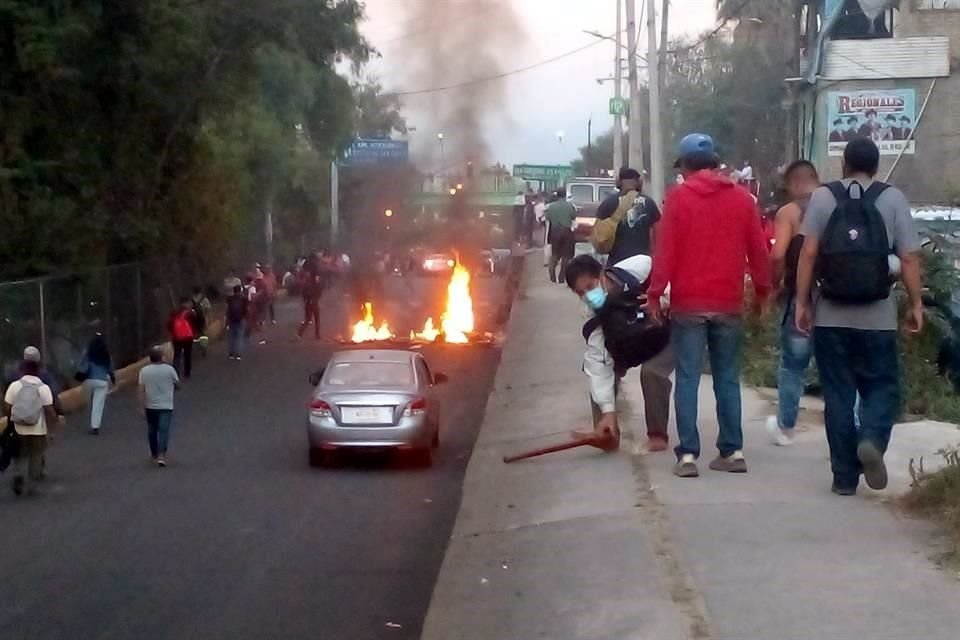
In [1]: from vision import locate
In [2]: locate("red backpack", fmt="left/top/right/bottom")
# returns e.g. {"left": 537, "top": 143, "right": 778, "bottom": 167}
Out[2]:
{"left": 172, "top": 312, "right": 194, "bottom": 341}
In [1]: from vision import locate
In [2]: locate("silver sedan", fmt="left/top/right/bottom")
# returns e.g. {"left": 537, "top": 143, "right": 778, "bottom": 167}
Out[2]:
{"left": 306, "top": 349, "right": 448, "bottom": 467}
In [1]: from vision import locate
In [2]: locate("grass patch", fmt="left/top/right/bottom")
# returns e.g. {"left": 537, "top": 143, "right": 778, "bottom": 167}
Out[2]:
{"left": 901, "top": 447, "right": 960, "bottom": 566}
{"left": 741, "top": 299, "right": 960, "bottom": 424}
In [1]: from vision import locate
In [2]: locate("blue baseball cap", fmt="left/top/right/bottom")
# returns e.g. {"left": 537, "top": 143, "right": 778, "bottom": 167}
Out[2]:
{"left": 674, "top": 133, "right": 716, "bottom": 168}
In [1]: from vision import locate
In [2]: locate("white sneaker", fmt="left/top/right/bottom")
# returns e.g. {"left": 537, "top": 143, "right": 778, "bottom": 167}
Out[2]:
{"left": 765, "top": 415, "right": 793, "bottom": 447}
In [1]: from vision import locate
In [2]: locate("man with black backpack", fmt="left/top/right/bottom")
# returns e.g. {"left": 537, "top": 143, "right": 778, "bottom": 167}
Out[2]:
{"left": 795, "top": 137, "right": 923, "bottom": 496}
{"left": 565, "top": 254, "right": 674, "bottom": 452}
{"left": 3, "top": 357, "right": 57, "bottom": 496}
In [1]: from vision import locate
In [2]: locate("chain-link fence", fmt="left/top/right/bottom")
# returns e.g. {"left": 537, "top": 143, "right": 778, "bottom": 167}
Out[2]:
{"left": 0, "top": 260, "right": 212, "bottom": 391}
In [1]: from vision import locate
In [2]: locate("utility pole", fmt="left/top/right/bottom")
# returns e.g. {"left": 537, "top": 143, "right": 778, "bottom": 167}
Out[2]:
{"left": 659, "top": 0, "right": 669, "bottom": 90}
{"left": 625, "top": 0, "right": 643, "bottom": 173}
{"left": 646, "top": 0, "right": 664, "bottom": 203}
{"left": 587, "top": 116, "right": 593, "bottom": 175}
{"left": 613, "top": 0, "right": 624, "bottom": 172}
{"left": 330, "top": 160, "right": 339, "bottom": 247}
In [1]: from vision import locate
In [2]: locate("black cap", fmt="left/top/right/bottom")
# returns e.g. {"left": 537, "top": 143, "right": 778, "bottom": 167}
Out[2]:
{"left": 618, "top": 167, "right": 642, "bottom": 181}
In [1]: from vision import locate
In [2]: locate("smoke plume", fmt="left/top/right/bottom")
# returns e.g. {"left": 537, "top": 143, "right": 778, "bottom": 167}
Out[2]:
{"left": 397, "top": 0, "right": 524, "bottom": 170}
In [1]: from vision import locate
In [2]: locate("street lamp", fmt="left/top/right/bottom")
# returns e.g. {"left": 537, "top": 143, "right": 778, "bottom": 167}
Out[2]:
{"left": 437, "top": 132, "right": 446, "bottom": 174}
{"left": 384, "top": 209, "right": 393, "bottom": 218}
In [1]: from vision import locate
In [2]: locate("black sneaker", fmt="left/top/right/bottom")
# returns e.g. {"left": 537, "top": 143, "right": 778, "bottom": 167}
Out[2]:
{"left": 831, "top": 483, "right": 857, "bottom": 496}
{"left": 12, "top": 476, "right": 24, "bottom": 496}
{"left": 857, "top": 441, "right": 888, "bottom": 490}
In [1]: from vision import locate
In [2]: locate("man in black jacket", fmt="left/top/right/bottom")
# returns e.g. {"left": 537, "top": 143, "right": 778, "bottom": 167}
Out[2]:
{"left": 594, "top": 168, "right": 661, "bottom": 264}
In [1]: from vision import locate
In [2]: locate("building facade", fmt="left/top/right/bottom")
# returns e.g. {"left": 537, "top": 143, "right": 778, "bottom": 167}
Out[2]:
{"left": 801, "top": 0, "right": 960, "bottom": 205}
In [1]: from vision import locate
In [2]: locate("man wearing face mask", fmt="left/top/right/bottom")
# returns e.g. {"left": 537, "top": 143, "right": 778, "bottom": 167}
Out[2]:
{"left": 565, "top": 253, "right": 674, "bottom": 452}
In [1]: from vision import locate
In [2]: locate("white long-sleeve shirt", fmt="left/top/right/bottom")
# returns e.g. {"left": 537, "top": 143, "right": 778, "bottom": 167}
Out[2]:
{"left": 583, "top": 254, "right": 668, "bottom": 413}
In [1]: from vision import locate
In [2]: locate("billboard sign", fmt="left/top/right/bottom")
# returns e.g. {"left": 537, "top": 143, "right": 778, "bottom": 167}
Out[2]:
{"left": 342, "top": 138, "right": 409, "bottom": 166}
{"left": 512, "top": 164, "right": 574, "bottom": 181}
{"left": 826, "top": 89, "right": 916, "bottom": 156}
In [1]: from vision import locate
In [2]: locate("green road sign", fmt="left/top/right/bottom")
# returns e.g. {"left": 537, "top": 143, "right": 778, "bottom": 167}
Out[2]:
{"left": 609, "top": 97, "right": 628, "bottom": 116}
{"left": 512, "top": 164, "right": 574, "bottom": 181}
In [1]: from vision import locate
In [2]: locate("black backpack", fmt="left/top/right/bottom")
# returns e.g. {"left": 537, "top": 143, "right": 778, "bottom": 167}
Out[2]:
{"left": 582, "top": 267, "right": 671, "bottom": 375}
{"left": 817, "top": 181, "right": 892, "bottom": 304}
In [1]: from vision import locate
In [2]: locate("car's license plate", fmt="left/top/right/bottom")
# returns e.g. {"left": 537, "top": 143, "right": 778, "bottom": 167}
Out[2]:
{"left": 341, "top": 406, "right": 393, "bottom": 425}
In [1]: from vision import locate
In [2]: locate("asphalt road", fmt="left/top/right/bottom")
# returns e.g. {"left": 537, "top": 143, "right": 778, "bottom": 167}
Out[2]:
{"left": 0, "top": 276, "right": 506, "bottom": 640}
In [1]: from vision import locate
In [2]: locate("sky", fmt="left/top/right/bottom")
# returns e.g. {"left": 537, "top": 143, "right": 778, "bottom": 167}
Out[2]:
{"left": 356, "top": 0, "right": 720, "bottom": 170}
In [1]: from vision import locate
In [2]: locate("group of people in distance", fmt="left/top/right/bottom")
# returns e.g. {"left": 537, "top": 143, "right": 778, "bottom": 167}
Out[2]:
{"left": 566, "top": 133, "right": 921, "bottom": 496}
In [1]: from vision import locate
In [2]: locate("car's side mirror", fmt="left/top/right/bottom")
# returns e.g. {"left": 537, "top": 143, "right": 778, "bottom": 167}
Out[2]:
{"left": 433, "top": 372, "right": 449, "bottom": 385}
{"left": 309, "top": 369, "right": 324, "bottom": 386}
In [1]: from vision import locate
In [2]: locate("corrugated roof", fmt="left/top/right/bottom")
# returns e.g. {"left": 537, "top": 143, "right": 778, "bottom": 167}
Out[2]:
{"left": 821, "top": 37, "right": 950, "bottom": 80}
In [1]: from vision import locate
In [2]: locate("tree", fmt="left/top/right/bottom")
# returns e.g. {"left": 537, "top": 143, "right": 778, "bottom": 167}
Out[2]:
{"left": 661, "top": 33, "right": 786, "bottom": 193}
{"left": 0, "top": 0, "right": 372, "bottom": 279}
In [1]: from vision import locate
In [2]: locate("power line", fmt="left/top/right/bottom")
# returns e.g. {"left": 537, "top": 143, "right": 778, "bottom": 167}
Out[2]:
{"left": 380, "top": 39, "right": 606, "bottom": 97}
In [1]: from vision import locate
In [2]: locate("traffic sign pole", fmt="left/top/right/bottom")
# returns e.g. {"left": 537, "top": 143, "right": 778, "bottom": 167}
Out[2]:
{"left": 330, "top": 160, "right": 339, "bottom": 247}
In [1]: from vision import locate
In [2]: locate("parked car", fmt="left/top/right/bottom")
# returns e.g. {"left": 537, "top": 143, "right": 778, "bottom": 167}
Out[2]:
{"left": 565, "top": 177, "right": 618, "bottom": 242}
{"left": 307, "top": 349, "right": 448, "bottom": 466}
{"left": 420, "top": 252, "right": 457, "bottom": 276}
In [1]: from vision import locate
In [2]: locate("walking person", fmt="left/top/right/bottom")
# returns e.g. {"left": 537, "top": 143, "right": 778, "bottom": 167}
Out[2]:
{"left": 591, "top": 168, "right": 661, "bottom": 262}
{"left": 545, "top": 188, "right": 577, "bottom": 283}
{"left": 512, "top": 191, "right": 526, "bottom": 245}
{"left": 766, "top": 160, "right": 821, "bottom": 446}
{"left": 78, "top": 333, "right": 115, "bottom": 435}
{"left": 297, "top": 255, "right": 322, "bottom": 340}
{"left": 4, "top": 357, "right": 57, "bottom": 496}
{"left": 646, "top": 133, "right": 772, "bottom": 477}
{"left": 6, "top": 347, "right": 64, "bottom": 475}
{"left": 168, "top": 298, "right": 196, "bottom": 378}
{"left": 795, "top": 137, "right": 923, "bottom": 495}
{"left": 137, "top": 347, "right": 180, "bottom": 467}
{"left": 262, "top": 265, "right": 279, "bottom": 325}
{"left": 190, "top": 286, "right": 212, "bottom": 358}
{"left": 225, "top": 284, "right": 248, "bottom": 360}
{"left": 533, "top": 194, "right": 549, "bottom": 265}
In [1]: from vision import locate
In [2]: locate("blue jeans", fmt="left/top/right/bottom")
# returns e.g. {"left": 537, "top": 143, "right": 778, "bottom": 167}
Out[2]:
{"left": 145, "top": 409, "right": 173, "bottom": 457}
{"left": 813, "top": 327, "right": 900, "bottom": 489}
{"left": 672, "top": 313, "right": 744, "bottom": 459}
{"left": 777, "top": 300, "right": 812, "bottom": 430}
{"left": 228, "top": 322, "right": 245, "bottom": 357}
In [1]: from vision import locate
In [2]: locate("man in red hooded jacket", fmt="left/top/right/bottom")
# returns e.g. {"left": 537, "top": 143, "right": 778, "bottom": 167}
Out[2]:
{"left": 646, "top": 133, "right": 772, "bottom": 478}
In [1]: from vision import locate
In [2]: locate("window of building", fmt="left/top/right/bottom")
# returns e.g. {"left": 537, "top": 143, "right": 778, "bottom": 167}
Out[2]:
{"left": 918, "top": 1, "right": 960, "bottom": 9}
{"left": 833, "top": 0, "right": 895, "bottom": 40}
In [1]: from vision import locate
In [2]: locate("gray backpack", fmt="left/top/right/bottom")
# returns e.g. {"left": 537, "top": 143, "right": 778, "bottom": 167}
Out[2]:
{"left": 11, "top": 379, "right": 44, "bottom": 426}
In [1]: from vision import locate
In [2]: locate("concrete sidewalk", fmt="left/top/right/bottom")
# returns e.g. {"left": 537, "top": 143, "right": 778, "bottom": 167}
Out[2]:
{"left": 422, "top": 256, "right": 960, "bottom": 640}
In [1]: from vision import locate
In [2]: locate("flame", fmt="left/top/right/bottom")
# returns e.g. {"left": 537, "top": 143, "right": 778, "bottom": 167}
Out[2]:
{"left": 440, "top": 262, "right": 474, "bottom": 343}
{"left": 411, "top": 317, "right": 440, "bottom": 342}
{"left": 351, "top": 302, "right": 394, "bottom": 343}
{"left": 354, "top": 263, "right": 474, "bottom": 345}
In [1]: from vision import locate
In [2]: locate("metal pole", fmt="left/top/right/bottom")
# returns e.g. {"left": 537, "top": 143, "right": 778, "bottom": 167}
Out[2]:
{"left": 613, "top": 0, "right": 624, "bottom": 172}
{"left": 587, "top": 117, "right": 592, "bottom": 175}
{"left": 330, "top": 160, "right": 339, "bottom": 248}
{"left": 38, "top": 280, "right": 48, "bottom": 361}
{"left": 135, "top": 264, "right": 144, "bottom": 354}
{"left": 625, "top": 0, "right": 644, "bottom": 173}
{"left": 646, "top": 0, "right": 665, "bottom": 203}
{"left": 264, "top": 191, "right": 274, "bottom": 265}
